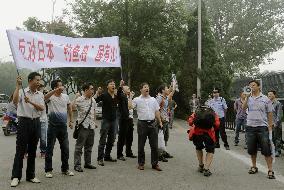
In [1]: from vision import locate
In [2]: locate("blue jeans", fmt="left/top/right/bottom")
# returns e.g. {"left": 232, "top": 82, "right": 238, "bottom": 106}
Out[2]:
{"left": 39, "top": 121, "right": 48, "bottom": 153}
{"left": 45, "top": 123, "right": 69, "bottom": 172}
{"left": 234, "top": 118, "right": 247, "bottom": 144}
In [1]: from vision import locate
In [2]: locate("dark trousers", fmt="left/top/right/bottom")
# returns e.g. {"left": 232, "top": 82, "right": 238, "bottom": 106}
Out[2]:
{"left": 97, "top": 119, "right": 117, "bottom": 160}
{"left": 117, "top": 118, "right": 134, "bottom": 157}
{"left": 45, "top": 123, "right": 69, "bottom": 172}
{"left": 74, "top": 128, "right": 95, "bottom": 167}
{"left": 215, "top": 117, "right": 229, "bottom": 146}
{"left": 163, "top": 121, "right": 169, "bottom": 144}
{"left": 11, "top": 117, "right": 40, "bottom": 180}
{"left": 234, "top": 118, "right": 247, "bottom": 144}
{"left": 273, "top": 122, "right": 282, "bottom": 153}
{"left": 137, "top": 120, "right": 158, "bottom": 166}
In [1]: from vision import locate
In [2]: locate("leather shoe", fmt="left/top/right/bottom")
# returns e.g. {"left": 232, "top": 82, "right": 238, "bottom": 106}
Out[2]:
{"left": 84, "top": 164, "right": 96, "bottom": 169}
{"left": 152, "top": 164, "right": 162, "bottom": 171}
{"left": 163, "top": 152, "right": 173, "bottom": 159}
{"left": 74, "top": 166, "right": 84, "bottom": 172}
{"left": 104, "top": 157, "right": 117, "bottom": 162}
{"left": 98, "top": 160, "right": 105, "bottom": 166}
{"left": 137, "top": 165, "right": 144, "bottom": 170}
{"left": 126, "top": 154, "right": 137, "bottom": 158}
{"left": 117, "top": 156, "right": 126, "bottom": 161}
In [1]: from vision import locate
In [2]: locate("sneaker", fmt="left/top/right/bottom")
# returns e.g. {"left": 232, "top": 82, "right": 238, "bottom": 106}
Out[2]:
{"left": 62, "top": 170, "right": 74, "bottom": 176}
{"left": 84, "top": 164, "right": 97, "bottom": 169}
{"left": 27, "top": 177, "right": 41, "bottom": 183}
{"left": 45, "top": 172, "right": 53, "bottom": 178}
{"left": 159, "top": 156, "right": 168, "bottom": 162}
{"left": 10, "top": 178, "right": 19, "bottom": 187}
{"left": 203, "top": 169, "right": 212, "bottom": 177}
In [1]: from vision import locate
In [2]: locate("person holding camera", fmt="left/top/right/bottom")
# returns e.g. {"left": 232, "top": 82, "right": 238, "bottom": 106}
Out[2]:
{"left": 73, "top": 83, "right": 97, "bottom": 172}
{"left": 242, "top": 80, "right": 275, "bottom": 179}
{"left": 208, "top": 88, "right": 230, "bottom": 150}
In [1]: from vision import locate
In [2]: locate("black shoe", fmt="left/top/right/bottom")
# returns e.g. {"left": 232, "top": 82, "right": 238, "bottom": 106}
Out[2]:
{"left": 74, "top": 166, "right": 84, "bottom": 172}
{"left": 215, "top": 143, "right": 220, "bottom": 148}
{"left": 126, "top": 154, "right": 137, "bottom": 158}
{"left": 117, "top": 156, "right": 126, "bottom": 161}
{"left": 97, "top": 160, "right": 104, "bottom": 166}
{"left": 225, "top": 146, "right": 230, "bottom": 150}
{"left": 198, "top": 164, "right": 204, "bottom": 173}
{"left": 204, "top": 169, "right": 212, "bottom": 177}
{"left": 164, "top": 152, "right": 173, "bottom": 158}
{"left": 159, "top": 156, "right": 168, "bottom": 162}
{"left": 84, "top": 164, "right": 97, "bottom": 169}
{"left": 104, "top": 157, "right": 117, "bottom": 162}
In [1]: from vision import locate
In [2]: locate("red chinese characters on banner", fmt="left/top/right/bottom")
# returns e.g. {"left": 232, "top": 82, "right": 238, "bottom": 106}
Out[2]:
{"left": 18, "top": 38, "right": 54, "bottom": 62}
{"left": 63, "top": 44, "right": 90, "bottom": 63}
{"left": 95, "top": 44, "right": 117, "bottom": 63}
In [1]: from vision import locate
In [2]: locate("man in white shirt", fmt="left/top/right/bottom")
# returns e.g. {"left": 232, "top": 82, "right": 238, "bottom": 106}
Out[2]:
{"left": 132, "top": 82, "right": 163, "bottom": 171}
{"left": 73, "top": 83, "right": 97, "bottom": 172}
{"left": 44, "top": 79, "right": 74, "bottom": 178}
{"left": 11, "top": 72, "right": 44, "bottom": 187}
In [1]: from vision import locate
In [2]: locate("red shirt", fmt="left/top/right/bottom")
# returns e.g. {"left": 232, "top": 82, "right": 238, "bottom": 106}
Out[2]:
{"left": 187, "top": 113, "right": 220, "bottom": 142}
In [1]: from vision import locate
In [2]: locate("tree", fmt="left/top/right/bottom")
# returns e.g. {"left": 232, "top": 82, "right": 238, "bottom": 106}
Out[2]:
{"left": 181, "top": 2, "right": 231, "bottom": 104}
{"left": 204, "top": 0, "right": 284, "bottom": 74}
{"left": 0, "top": 62, "right": 30, "bottom": 95}
{"left": 68, "top": 0, "right": 188, "bottom": 92}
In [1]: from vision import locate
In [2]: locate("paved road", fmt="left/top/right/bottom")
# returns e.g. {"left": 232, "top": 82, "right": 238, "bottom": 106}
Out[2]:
{"left": 0, "top": 119, "right": 284, "bottom": 190}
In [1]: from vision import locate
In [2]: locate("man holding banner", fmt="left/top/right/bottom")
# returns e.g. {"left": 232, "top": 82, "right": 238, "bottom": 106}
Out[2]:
{"left": 11, "top": 72, "right": 44, "bottom": 187}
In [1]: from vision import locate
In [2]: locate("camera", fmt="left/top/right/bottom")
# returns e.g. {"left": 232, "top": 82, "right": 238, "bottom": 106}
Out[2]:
{"left": 243, "top": 86, "right": 252, "bottom": 95}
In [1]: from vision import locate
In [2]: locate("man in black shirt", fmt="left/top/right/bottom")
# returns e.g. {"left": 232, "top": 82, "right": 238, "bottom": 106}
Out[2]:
{"left": 95, "top": 79, "right": 118, "bottom": 166}
{"left": 117, "top": 80, "right": 137, "bottom": 161}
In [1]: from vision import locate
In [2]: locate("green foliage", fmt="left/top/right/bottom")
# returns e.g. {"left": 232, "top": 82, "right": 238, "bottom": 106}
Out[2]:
{"left": 204, "top": 0, "right": 284, "bottom": 74}
{"left": 0, "top": 63, "right": 30, "bottom": 95}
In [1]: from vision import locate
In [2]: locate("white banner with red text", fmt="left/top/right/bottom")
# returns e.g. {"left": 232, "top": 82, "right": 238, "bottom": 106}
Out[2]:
{"left": 6, "top": 30, "right": 121, "bottom": 70}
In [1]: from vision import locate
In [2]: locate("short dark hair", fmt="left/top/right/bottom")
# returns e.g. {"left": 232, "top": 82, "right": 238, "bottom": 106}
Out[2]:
{"left": 268, "top": 90, "right": 276, "bottom": 95}
{"left": 51, "top": 79, "right": 62, "bottom": 90}
{"left": 28, "top": 72, "right": 41, "bottom": 82}
{"left": 249, "top": 80, "right": 260, "bottom": 86}
{"left": 106, "top": 79, "right": 115, "bottom": 86}
{"left": 140, "top": 82, "right": 149, "bottom": 90}
{"left": 157, "top": 84, "right": 167, "bottom": 94}
{"left": 82, "top": 83, "right": 93, "bottom": 91}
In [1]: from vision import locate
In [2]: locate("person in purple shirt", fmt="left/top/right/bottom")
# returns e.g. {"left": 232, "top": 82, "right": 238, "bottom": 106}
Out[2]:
{"left": 234, "top": 91, "right": 247, "bottom": 147}
{"left": 242, "top": 80, "right": 275, "bottom": 179}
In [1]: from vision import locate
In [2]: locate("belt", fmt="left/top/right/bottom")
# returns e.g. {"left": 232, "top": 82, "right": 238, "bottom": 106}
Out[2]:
{"left": 18, "top": 117, "right": 40, "bottom": 121}
{"left": 138, "top": 119, "right": 155, "bottom": 123}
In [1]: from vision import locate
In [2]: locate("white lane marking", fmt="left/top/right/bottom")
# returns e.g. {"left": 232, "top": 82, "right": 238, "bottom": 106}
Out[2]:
{"left": 221, "top": 148, "right": 284, "bottom": 184}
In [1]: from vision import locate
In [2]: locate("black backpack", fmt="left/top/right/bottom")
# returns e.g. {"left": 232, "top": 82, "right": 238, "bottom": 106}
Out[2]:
{"left": 193, "top": 107, "right": 215, "bottom": 129}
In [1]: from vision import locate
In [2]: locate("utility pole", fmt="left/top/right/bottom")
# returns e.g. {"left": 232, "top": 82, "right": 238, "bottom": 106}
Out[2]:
{"left": 197, "top": 0, "right": 202, "bottom": 98}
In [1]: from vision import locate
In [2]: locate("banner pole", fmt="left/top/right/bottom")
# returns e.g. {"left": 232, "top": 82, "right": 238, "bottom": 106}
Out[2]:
{"left": 6, "top": 30, "right": 26, "bottom": 97}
